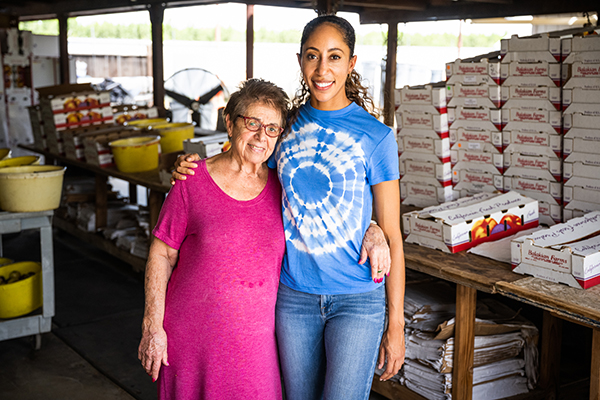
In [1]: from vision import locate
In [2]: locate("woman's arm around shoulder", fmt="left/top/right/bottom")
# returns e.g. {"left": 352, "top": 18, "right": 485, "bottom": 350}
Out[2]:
{"left": 372, "top": 179, "right": 406, "bottom": 381}
{"left": 138, "top": 237, "right": 179, "bottom": 382}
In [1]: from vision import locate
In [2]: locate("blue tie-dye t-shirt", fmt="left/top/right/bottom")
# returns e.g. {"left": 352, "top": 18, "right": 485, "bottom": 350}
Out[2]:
{"left": 268, "top": 101, "right": 399, "bottom": 295}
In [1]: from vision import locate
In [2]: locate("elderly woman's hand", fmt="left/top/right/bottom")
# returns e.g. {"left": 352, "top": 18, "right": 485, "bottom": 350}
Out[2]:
{"left": 359, "top": 222, "right": 391, "bottom": 283}
{"left": 138, "top": 323, "right": 169, "bottom": 382}
{"left": 170, "top": 153, "right": 202, "bottom": 185}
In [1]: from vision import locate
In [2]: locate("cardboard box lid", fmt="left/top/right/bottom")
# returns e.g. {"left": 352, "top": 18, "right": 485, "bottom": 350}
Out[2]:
{"left": 523, "top": 211, "right": 600, "bottom": 247}
{"left": 37, "top": 83, "right": 96, "bottom": 97}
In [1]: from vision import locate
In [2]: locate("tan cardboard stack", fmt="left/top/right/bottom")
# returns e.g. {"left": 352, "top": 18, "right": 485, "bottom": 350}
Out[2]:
{"left": 1, "top": 28, "right": 34, "bottom": 150}
{"left": 561, "top": 34, "right": 600, "bottom": 221}
{"left": 37, "top": 84, "right": 114, "bottom": 156}
{"left": 376, "top": 280, "right": 539, "bottom": 400}
{"left": 499, "top": 35, "right": 563, "bottom": 226}
{"left": 512, "top": 211, "right": 600, "bottom": 289}
{"left": 395, "top": 84, "right": 452, "bottom": 207}
{"left": 445, "top": 59, "right": 504, "bottom": 198}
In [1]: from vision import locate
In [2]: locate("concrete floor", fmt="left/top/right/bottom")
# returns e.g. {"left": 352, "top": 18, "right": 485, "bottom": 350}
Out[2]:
{"left": 0, "top": 228, "right": 389, "bottom": 400}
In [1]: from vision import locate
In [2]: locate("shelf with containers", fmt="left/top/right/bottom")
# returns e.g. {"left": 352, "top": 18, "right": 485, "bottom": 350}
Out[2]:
{"left": 0, "top": 210, "right": 54, "bottom": 350}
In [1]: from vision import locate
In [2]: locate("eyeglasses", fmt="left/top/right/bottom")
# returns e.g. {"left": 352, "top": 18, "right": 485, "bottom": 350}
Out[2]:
{"left": 237, "top": 115, "right": 283, "bottom": 138}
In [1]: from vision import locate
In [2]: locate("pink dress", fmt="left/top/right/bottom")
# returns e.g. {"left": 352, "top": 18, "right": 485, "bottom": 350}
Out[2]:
{"left": 152, "top": 160, "right": 285, "bottom": 400}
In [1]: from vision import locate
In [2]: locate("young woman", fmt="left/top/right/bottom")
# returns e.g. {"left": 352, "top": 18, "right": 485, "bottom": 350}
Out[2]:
{"left": 172, "top": 15, "right": 405, "bottom": 400}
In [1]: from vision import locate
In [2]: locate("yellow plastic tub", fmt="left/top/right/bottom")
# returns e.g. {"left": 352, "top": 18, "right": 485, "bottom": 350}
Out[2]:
{"left": 0, "top": 261, "right": 42, "bottom": 319}
{"left": 0, "top": 258, "right": 13, "bottom": 267}
{"left": 0, "top": 148, "right": 10, "bottom": 160}
{"left": 154, "top": 122, "right": 194, "bottom": 153}
{"left": 0, "top": 165, "right": 66, "bottom": 212}
{"left": 109, "top": 135, "right": 160, "bottom": 173}
{"left": 126, "top": 118, "right": 168, "bottom": 128}
{"left": 0, "top": 155, "right": 40, "bottom": 168}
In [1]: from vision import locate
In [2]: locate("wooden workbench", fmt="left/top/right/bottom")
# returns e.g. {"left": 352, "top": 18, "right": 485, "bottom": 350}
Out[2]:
{"left": 370, "top": 242, "right": 600, "bottom": 400}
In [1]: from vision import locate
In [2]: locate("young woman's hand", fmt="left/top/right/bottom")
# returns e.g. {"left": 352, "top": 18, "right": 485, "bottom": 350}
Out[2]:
{"left": 359, "top": 222, "right": 391, "bottom": 283}
{"left": 170, "top": 153, "right": 201, "bottom": 184}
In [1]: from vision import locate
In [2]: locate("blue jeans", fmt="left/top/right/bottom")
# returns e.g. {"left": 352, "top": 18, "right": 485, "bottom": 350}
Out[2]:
{"left": 275, "top": 283, "right": 386, "bottom": 400}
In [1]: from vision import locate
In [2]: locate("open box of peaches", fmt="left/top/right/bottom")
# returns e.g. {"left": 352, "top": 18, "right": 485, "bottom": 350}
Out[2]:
{"left": 402, "top": 191, "right": 539, "bottom": 254}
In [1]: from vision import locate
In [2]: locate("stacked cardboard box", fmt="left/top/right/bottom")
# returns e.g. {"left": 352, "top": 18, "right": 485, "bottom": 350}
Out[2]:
{"left": 37, "top": 83, "right": 114, "bottom": 155}
{"left": 500, "top": 35, "right": 563, "bottom": 226}
{"left": 561, "top": 35, "right": 600, "bottom": 221}
{"left": 445, "top": 59, "right": 503, "bottom": 198}
{"left": 113, "top": 105, "right": 159, "bottom": 124}
{"left": 511, "top": 211, "right": 600, "bottom": 289}
{"left": 376, "top": 280, "right": 539, "bottom": 399}
{"left": 395, "top": 84, "right": 452, "bottom": 207}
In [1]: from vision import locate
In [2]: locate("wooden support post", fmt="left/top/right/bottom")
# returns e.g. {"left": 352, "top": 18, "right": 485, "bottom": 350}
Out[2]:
{"left": 591, "top": 328, "right": 600, "bottom": 400}
{"left": 453, "top": 284, "right": 476, "bottom": 400}
{"left": 383, "top": 21, "right": 398, "bottom": 127}
{"left": 246, "top": 4, "right": 254, "bottom": 79}
{"left": 95, "top": 174, "right": 108, "bottom": 230}
{"left": 149, "top": 4, "right": 166, "bottom": 118}
{"left": 539, "top": 311, "right": 562, "bottom": 400}
{"left": 148, "top": 190, "right": 164, "bottom": 233}
{"left": 58, "top": 14, "right": 70, "bottom": 84}
{"left": 129, "top": 182, "right": 138, "bottom": 204}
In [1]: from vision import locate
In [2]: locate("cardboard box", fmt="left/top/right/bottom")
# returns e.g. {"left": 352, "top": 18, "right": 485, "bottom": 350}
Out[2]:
{"left": 113, "top": 105, "right": 159, "bottom": 124}
{"left": 501, "top": 35, "right": 561, "bottom": 63}
{"left": 562, "top": 36, "right": 600, "bottom": 63}
{"left": 563, "top": 154, "right": 600, "bottom": 180}
{"left": 501, "top": 108, "right": 562, "bottom": 133}
{"left": 399, "top": 156, "right": 452, "bottom": 186}
{"left": 500, "top": 61, "right": 561, "bottom": 86}
{"left": 396, "top": 110, "right": 449, "bottom": 136}
{"left": 504, "top": 176, "right": 562, "bottom": 205}
{"left": 537, "top": 200, "right": 562, "bottom": 225}
{"left": 396, "top": 85, "right": 447, "bottom": 114}
{"left": 52, "top": 106, "right": 114, "bottom": 130}
{"left": 445, "top": 60, "right": 500, "bottom": 85}
{"left": 563, "top": 131, "right": 600, "bottom": 158}
{"left": 563, "top": 113, "right": 600, "bottom": 135}
{"left": 504, "top": 152, "right": 561, "bottom": 182}
{"left": 562, "top": 62, "right": 600, "bottom": 89}
{"left": 562, "top": 87, "right": 600, "bottom": 110}
{"left": 407, "top": 191, "right": 538, "bottom": 253}
{"left": 398, "top": 136, "right": 450, "bottom": 163}
{"left": 183, "top": 133, "right": 230, "bottom": 159}
{"left": 564, "top": 176, "right": 600, "bottom": 206}
{"left": 451, "top": 149, "right": 503, "bottom": 170}
{"left": 562, "top": 103, "right": 600, "bottom": 117}
{"left": 402, "top": 191, "right": 496, "bottom": 236}
{"left": 6, "top": 29, "right": 33, "bottom": 57}
{"left": 502, "top": 85, "right": 561, "bottom": 110}
{"left": 503, "top": 136, "right": 562, "bottom": 159}
{"left": 453, "top": 169, "right": 503, "bottom": 192}
{"left": 451, "top": 137, "right": 502, "bottom": 154}
{"left": 563, "top": 51, "right": 600, "bottom": 65}
{"left": 511, "top": 211, "right": 600, "bottom": 289}
{"left": 400, "top": 181, "right": 454, "bottom": 208}
{"left": 447, "top": 83, "right": 501, "bottom": 109}
{"left": 563, "top": 200, "right": 600, "bottom": 222}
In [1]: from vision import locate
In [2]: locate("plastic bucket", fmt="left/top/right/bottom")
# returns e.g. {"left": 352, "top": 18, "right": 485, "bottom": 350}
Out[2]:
{"left": 126, "top": 118, "right": 168, "bottom": 128}
{"left": 109, "top": 135, "right": 160, "bottom": 173}
{"left": 0, "top": 155, "right": 41, "bottom": 168}
{"left": 0, "top": 165, "right": 66, "bottom": 212}
{"left": 0, "top": 148, "right": 10, "bottom": 160}
{"left": 0, "top": 261, "right": 42, "bottom": 319}
{"left": 0, "top": 258, "right": 13, "bottom": 267}
{"left": 154, "top": 122, "right": 194, "bottom": 153}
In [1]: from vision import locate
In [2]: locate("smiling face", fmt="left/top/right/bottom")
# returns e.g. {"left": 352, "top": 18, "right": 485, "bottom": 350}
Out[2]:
{"left": 298, "top": 23, "right": 357, "bottom": 111}
{"left": 227, "top": 102, "right": 281, "bottom": 167}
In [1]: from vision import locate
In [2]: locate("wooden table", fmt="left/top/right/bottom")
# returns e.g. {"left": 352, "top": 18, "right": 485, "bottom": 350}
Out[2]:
{"left": 371, "top": 242, "right": 600, "bottom": 400}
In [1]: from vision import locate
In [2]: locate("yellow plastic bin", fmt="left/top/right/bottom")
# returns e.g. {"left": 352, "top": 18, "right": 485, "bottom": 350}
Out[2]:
{"left": 0, "top": 148, "right": 10, "bottom": 160}
{"left": 0, "top": 258, "right": 13, "bottom": 267}
{"left": 0, "top": 165, "right": 66, "bottom": 212}
{"left": 109, "top": 135, "right": 161, "bottom": 173}
{"left": 126, "top": 118, "right": 168, "bottom": 129}
{"left": 0, "top": 155, "right": 40, "bottom": 168}
{"left": 0, "top": 261, "right": 42, "bottom": 319}
{"left": 154, "top": 122, "right": 194, "bottom": 153}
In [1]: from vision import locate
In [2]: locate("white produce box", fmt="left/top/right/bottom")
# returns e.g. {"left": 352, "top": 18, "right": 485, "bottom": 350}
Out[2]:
{"left": 563, "top": 131, "right": 600, "bottom": 158}
{"left": 563, "top": 200, "right": 600, "bottom": 222}
{"left": 563, "top": 153, "right": 600, "bottom": 180}
{"left": 501, "top": 108, "right": 561, "bottom": 133}
{"left": 451, "top": 137, "right": 502, "bottom": 154}
{"left": 511, "top": 211, "right": 600, "bottom": 289}
{"left": 500, "top": 61, "right": 560, "bottom": 86}
{"left": 562, "top": 87, "right": 600, "bottom": 110}
{"left": 445, "top": 59, "right": 500, "bottom": 86}
{"left": 564, "top": 176, "right": 600, "bottom": 207}
{"left": 396, "top": 85, "right": 447, "bottom": 114}
{"left": 399, "top": 155, "right": 452, "bottom": 186}
{"left": 562, "top": 35, "right": 600, "bottom": 63}
{"left": 453, "top": 169, "right": 504, "bottom": 193}
{"left": 447, "top": 83, "right": 501, "bottom": 109}
{"left": 503, "top": 152, "right": 561, "bottom": 182}
{"left": 563, "top": 113, "right": 600, "bottom": 135}
{"left": 500, "top": 35, "right": 561, "bottom": 63}
{"left": 504, "top": 176, "right": 562, "bottom": 206}
{"left": 396, "top": 110, "right": 449, "bottom": 136}
{"left": 400, "top": 181, "right": 454, "bottom": 208}
{"left": 501, "top": 86, "right": 561, "bottom": 110}
{"left": 405, "top": 191, "right": 538, "bottom": 253}
{"left": 183, "top": 132, "right": 230, "bottom": 159}
{"left": 398, "top": 136, "right": 450, "bottom": 163}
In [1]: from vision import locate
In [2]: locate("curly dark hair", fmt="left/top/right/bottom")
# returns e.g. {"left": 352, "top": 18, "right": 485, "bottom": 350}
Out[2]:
{"left": 223, "top": 78, "right": 290, "bottom": 133}
{"left": 288, "top": 15, "right": 380, "bottom": 133}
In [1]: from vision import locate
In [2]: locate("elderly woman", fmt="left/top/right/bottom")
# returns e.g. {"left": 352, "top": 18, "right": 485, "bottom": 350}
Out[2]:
{"left": 138, "top": 78, "right": 289, "bottom": 400}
